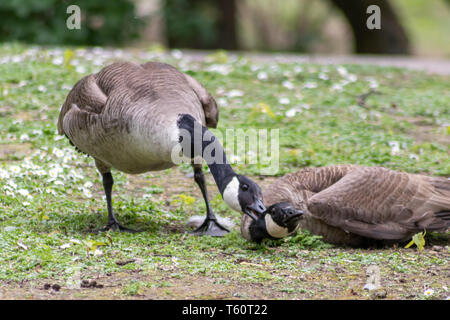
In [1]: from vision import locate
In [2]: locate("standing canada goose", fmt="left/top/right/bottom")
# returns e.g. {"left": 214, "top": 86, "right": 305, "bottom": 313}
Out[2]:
{"left": 241, "top": 165, "right": 450, "bottom": 246}
{"left": 58, "top": 61, "right": 266, "bottom": 235}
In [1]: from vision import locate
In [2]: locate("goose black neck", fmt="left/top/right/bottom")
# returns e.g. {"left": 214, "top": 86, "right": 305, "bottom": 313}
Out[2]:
{"left": 249, "top": 216, "right": 276, "bottom": 243}
{"left": 177, "top": 114, "right": 236, "bottom": 194}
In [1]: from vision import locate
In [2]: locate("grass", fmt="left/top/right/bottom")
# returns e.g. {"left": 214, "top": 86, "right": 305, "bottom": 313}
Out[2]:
{"left": 0, "top": 43, "right": 449, "bottom": 300}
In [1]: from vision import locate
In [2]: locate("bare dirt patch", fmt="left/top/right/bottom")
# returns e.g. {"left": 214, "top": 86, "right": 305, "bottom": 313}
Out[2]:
{"left": 0, "top": 143, "right": 32, "bottom": 160}
{"left": 1, "top": 245, "right": 448, "bottom": 300}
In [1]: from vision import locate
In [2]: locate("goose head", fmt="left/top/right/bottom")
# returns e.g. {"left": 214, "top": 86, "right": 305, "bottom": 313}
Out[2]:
{"left": 240, "top": 202, "right": 304, "bottom": 243}
{"left": 222, "top": 175, "right": 266, "bottom": 220}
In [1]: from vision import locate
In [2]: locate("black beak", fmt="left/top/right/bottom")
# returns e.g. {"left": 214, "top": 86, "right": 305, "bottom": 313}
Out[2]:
{"left": 284, "top": 209, "right": 304, "bottom": 224}
{"left": 244, "top": 199, "right": 266, "bottom": 221}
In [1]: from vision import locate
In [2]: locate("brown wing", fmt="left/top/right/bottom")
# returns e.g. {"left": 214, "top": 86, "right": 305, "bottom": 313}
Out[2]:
{"left": 263, "top": 164, "right": 361, "bottom": 207}
{"left": 308, "top": 167, "right": 450, "bottom": 241}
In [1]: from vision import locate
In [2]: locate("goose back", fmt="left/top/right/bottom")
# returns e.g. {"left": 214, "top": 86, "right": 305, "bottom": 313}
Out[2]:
{"left": 58, "top": 62, "right": 218, "bottom": 174}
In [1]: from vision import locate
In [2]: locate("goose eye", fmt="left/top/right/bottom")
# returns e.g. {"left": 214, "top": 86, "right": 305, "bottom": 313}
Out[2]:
{"left": 241, "top": 184, "right": 249, "bottom": 191}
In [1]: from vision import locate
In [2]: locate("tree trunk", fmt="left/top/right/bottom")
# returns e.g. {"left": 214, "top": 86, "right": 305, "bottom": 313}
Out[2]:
{"left": 329, "top": 0, "right": 410, "bottom": 54}
{"left": 216, "top": 0, "right": 238, "bottom": 50}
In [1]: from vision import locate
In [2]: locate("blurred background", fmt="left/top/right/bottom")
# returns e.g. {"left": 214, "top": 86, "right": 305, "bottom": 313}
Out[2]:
{"left": 0, "top": 0, "right": 449, "bottom": 57}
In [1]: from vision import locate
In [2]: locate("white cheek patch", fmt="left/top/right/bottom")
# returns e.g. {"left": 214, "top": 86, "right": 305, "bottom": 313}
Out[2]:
{"left": 223, "top": 177, "right": 241, "bottom": 212}
{"left": 265, "top": 215, "right": 290, "bottom": 238}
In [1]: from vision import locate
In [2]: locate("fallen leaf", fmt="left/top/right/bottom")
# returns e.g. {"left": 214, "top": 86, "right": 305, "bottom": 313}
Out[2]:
{"left": 405, "top": 231, "right": 426, "bottom": 251}
{"left": 17, "top": 240, "right": 28, "bottom": 250}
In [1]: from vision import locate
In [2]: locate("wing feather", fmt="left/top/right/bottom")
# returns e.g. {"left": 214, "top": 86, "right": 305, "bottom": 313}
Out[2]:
{"left": 308, "top": 167, "right": 450, "bottom": 241}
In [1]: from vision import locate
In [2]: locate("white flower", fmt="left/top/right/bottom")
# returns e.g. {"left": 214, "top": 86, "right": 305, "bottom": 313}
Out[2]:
{"left": 171, "top": 49, "right": 183, "bottom": 59}
{"left": 229, "top": 155, "right": 241, "bottom": 163}
{"left": 21, "top": 158, "right": 37, "bottom": 170}
{"left": 54, "top": 135, "right": 64, "bottom": 141}
{"left": 12, "top": 56, "right": 23, "bottom": 63}
{"left": 330, "top": 83, "right": 343, "bottom": 92}
{"left": 83, "top": 181, "right": 93, "bottom": 188}
{"left": 424, "top": 288, "right": 434, "bottom": 296}
{"left": 337, "top": 66, "right": 348, "bottom": 76}
{"left": 0, "top": 169, "right": 10, "bottom": 179}
{"left": 301, "top": 103, "right": 310, "bottom": 110}
{"left": 282, "top": 81, "right": 294, "bottom": 90}
{"left": 37, "top": 85, "right": 47, "bottom": 92}
{"left": 318, "top": 73, "right": 329, "bottom": 80}
{"left": 60, "top": 243, "right": 72, "bottom": 249}
{"left": 22, "top": 201, "right": 31, "bottom": 206}
{"left": 82, "top": 188, "right": 92, "bottom": 198}
{"left": 7, "top": 180, "right": 17, "bottom": 189}
{"left": 17, "top": 189, "right": 30, "bottom": 197}
{"left": 93, "top": 249, "right": 103, "bottom": 257}
{"left": 257, "top": 71, "right": 268, "bottom": 80}
{"left": 63, "top": 155, "right": 73, "bottom": 163}
{"left": 347, "top": 74, "right": 358, "bottom": 82}
{"left": 52, "top": 148, "right": 64, "bottom": 158}
{"left": 409, "top": 154, "right": 419, "bottom": 161}
{"left": 269, "top": 65, "right": 279, "bottom": 72}
{"left": 227, "top": 89, "right": 244, "bottom": 98}
{"left": 206, "top": 64, "right": 231, "bottom": 75}
{"left": 54, "top": 180, "right": 64, "bottom": 186}
{"left": 294, "top": 66, "right": 303, "bottom": 73}
{"left": 303, "top": 82, "right": 317, "bottom": 89}
{"left": 217, "top": 97, "right": 228, "bottom": 107}
{"left": 76, "top": 65, "right": 86, "bottom": 74}
{"left": 246, "top": 150, "right": 256, "bottom": 160}
{"left": 52, "top": 57, "right": 63, "bottom": 65}
{"left": 68, "top": 169, "right": 84, "bottom": 181}
{"left": 34, "top": 169, "right": 47, "bottom": 176}
{"left": 20, "top": 134, "right": 30, "bottom": 142}
{"left": 279, "top": 97, "right": 290, "bottom": 105}
{"left": 93, "top": 58, "right": 104, "bottom": 66}
{"left": 388, "top": 141, "right": 400, "bottom": 155}
{"left": 49, "top": 166, "right": 63, "bottom": 179}
{"left": 285, "top": 108, "right": 301, "bottom": 118}
{"left": 32, "top": 129, "right": 43, "bottom": 136}
{"left": 367, "top": 78, "right": 379, "bottom": 89}
{"left": 46, "top": 188, "right": 57, "bottom": 195}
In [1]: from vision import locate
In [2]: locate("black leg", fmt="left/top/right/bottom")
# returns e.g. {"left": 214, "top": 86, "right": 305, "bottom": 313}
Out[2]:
{"left": 190, "top": 165, "right": 230, "bottom": 236}
{"left": 99, "top": 172, "right": 137, "bottom": 233}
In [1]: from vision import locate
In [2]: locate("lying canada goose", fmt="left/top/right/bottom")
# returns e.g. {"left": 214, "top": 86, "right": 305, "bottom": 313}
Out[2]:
{"left": 241, "top": 165, "right": 450, "bottom": 246}
{"left": 58, "top": 61, "right": 266, "bottom": 235}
